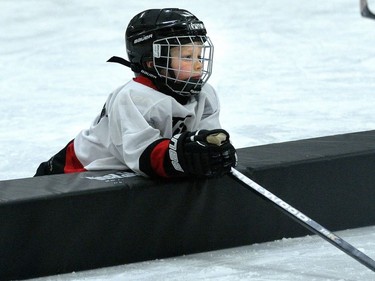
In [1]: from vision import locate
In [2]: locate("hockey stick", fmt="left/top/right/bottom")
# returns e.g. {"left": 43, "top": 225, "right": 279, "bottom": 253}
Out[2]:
{"left": 361, "top": 0, "right": 375, "bottom": 19}
{"left": 230, "top": 168, "right": 375, "bottom": 272}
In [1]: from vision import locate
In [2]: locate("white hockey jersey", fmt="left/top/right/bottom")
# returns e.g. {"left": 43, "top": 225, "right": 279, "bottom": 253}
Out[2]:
{"left": 71, "top": 76, "right": 221, "bottom": 177}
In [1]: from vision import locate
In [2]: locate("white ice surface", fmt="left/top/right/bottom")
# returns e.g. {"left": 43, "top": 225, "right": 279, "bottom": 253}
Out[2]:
{"left": 30, "top": 226, "right": 375, "bottom": 281}
{"left": 1, "top": 0, "right": 375, "bottom": 280}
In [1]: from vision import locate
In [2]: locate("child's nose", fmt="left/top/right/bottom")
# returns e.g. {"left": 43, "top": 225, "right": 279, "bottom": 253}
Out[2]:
{"left": 194, "top": 59, "right": 202, "bottom": 70}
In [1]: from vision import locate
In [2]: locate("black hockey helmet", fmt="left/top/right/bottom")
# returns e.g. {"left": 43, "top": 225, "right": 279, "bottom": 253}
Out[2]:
{"left": 123, "top": 8, "right": 214, "bottom": 98}
{"left": 126, "top": 8, "right": 206, "bottom": 66}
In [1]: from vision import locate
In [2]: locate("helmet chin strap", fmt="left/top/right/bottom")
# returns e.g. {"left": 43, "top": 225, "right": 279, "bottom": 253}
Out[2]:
{"left": 107, "top": 56, "right": 134, "bottom": 70}
{"left": 107, "top": 56, "right": 158, "bottom": 80}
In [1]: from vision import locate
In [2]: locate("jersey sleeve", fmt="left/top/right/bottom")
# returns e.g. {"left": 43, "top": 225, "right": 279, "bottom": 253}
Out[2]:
{"left": 107, "top": 85, "right": 183, "bottom": 178}
{"left": 138, "top": 138, "right": 176, "bottom": 178}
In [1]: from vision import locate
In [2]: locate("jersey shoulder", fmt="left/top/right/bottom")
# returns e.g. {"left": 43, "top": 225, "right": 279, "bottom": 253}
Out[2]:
{"left": 200, "top": 83, "right": 220, "bottom": 109}
{"left": 109, "top": 79, "right": 170, "bottom": 112}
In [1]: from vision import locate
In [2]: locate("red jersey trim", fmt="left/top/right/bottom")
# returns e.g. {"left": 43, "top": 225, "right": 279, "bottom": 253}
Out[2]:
{"left": 64, "top": 141, "right": 87, "bottom": 174}
{"left": 150, "top": 139, "right": 170, "bottom": 178}
{"left": 133, "top": 75, "right": 158, "bottom": 90}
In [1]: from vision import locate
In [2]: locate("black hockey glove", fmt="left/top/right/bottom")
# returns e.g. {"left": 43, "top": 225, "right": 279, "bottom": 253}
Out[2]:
{"left": 168, "top": 129, "right": 237, "bottom": 177}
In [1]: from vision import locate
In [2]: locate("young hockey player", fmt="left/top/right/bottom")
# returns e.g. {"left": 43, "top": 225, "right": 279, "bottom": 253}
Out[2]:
{"left": 35, "top": 8, "right": 237, "bottom": 178}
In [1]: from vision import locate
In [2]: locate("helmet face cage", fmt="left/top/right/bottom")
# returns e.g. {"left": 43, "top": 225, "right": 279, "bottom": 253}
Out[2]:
{"left": 152, "top": 35, "right": 214, "bottom": 97}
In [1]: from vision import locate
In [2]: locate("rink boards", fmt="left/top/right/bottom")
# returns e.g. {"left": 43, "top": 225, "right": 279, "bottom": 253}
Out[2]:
{"left": 1, "top": 130, "right": 375, "bottom": 280}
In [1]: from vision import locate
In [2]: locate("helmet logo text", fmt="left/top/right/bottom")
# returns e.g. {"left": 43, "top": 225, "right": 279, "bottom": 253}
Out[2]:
{"left": 134, "top": 34, "right": 153, "bottom": 44}
{"left": 189, "top": 23, "right": 205, "bottom": 30}
{"left": 153, "top": 44, "right": 161, "bottom": 58}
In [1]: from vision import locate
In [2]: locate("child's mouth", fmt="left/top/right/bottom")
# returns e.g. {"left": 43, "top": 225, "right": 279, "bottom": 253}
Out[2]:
{"left": 190, "top": 75, "right": 201, "bottom": 80}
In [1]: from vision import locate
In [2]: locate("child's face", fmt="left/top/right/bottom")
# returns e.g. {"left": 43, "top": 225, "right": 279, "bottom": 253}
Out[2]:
{"left": 170, "top": 44, "right": 203, "bottom": 81}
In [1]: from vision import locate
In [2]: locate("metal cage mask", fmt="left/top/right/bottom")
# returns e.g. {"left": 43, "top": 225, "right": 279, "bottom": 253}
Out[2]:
{"left": 152, "top": 35, "right": 214, "bottom": 97}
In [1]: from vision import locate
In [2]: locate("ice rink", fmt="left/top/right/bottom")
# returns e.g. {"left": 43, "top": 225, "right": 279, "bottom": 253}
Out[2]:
{"left": 1, "top": 0, "right": 375, "bottom": 280}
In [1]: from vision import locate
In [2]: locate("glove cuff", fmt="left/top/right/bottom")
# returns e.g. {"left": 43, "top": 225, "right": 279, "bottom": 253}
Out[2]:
{"left": 168, "top": 133, "right": 186, "bottom": 173}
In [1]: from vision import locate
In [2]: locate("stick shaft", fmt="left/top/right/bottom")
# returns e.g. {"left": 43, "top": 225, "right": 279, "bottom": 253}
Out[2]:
{"left": 361, "top": 0, "right": 375, "bottom": 19}
{"left": 230, "top": 168, "right": 375, "bottom": 272}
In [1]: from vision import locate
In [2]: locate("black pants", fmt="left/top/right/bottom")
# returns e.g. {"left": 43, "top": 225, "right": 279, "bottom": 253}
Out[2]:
{"left": 34, "top": 140, "right": 73, "bottom": 176}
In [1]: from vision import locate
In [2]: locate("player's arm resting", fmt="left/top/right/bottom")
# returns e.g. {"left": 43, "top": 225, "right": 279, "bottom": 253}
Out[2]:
{"left": 139, "top": 129, "right": 237, "bottom": 178}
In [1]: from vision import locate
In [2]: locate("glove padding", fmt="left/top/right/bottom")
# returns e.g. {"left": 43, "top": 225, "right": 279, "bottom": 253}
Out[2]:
{"left": 168, "top": 129, "right": 237, "bottom": 177}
